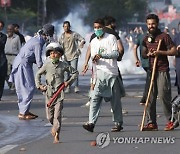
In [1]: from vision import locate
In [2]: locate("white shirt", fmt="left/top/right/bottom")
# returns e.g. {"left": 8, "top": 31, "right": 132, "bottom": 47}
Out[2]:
{"left": 90, "top": 33, "right": 119, "bottom": 75}
{"left": 5, "top": 34, "right": 21, "bottom": 55}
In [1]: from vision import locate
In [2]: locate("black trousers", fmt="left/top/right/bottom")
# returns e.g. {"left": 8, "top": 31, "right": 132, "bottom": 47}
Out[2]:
{"left": 0, "top": 62, "right": 7, "bottom": 99}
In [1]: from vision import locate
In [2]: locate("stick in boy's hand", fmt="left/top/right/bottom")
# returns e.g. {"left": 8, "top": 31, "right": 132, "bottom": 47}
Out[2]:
{"left": 47, "top": 83, "right": 65, "bottom": 108}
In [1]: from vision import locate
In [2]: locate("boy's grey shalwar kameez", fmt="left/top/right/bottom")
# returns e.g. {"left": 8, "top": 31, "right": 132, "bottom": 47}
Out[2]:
{"left": 35, "top": 60, "right": 78, "bottom": 133}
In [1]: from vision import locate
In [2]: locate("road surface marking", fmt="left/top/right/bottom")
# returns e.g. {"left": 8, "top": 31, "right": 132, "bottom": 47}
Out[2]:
{"left": 0, "top": 145, "right": 18, "bottom": 154}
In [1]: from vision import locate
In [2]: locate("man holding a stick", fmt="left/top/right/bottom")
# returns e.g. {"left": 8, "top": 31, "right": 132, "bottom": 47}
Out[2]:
{"left": 142, "top": 14, "right": 177, "bottom": 131}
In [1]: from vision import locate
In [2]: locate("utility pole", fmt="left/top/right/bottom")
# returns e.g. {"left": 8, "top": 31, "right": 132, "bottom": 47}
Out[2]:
{"left": 0, "top": 0, "right": 11, "bottom": 23}
{"left": 37, "top": 0, "right": 47, "bottom": 27}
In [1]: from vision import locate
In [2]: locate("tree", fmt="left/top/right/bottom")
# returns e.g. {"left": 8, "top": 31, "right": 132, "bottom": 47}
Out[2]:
{"left": 84, "top": 0, "right": 147, "bottom": 27}
{"left": 0, "top": 0, "right": 37, "bottom": 33}
{"left": 8, "top": 8, "right": 36, "bottom": 33}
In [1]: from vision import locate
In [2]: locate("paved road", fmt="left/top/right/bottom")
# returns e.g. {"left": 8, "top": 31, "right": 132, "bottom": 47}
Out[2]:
{"left": 0, "top": 74, "right": 179, "bottom": 154}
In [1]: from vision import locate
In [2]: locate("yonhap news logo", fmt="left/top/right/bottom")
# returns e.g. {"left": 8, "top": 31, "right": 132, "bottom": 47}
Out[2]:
{"left": 112, "top": 136, "right": 175, "bottom": 144}
{"left": 96, "top": 132, "right": 110, "bottom": 148}
{"left": 96, "top": 133, "right": 175, "bottom": 148}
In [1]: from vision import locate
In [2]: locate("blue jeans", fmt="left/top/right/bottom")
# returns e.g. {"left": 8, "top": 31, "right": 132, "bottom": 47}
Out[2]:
{"left": 65, "top": 58, "right": 78, "bottom": 87}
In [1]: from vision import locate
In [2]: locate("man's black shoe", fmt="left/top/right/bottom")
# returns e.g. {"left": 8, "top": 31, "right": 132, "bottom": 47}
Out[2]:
{"left": 174, "top": 121, "right": 179, "bottom": 128}
{"left": 111, "top": 125, "right": 123, "bottom": 132}
{"left": 83, "top": 123, "right": 94, "bottom": 132}
{"left": 140, "top": 97, "right": 146, "bottom": 105}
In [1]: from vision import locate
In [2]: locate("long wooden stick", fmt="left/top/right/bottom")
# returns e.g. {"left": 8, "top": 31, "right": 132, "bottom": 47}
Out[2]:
{"left": 47, "top": 83, "right": 65, "bottom": 108}
{"left": 140, "top": 39, "right": 162, "bottom": 131}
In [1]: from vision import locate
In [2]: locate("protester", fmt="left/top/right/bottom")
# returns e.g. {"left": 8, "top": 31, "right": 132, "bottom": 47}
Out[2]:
{"left": 5, "top": 24, "right": 21, "bottom": 90}
{"left": 133, "top": 27, "right": 150, "bottom": 105}
{"left": 13, "top": 23, "right": 26, "bottom": 45}
{"left": 0, "top": 20, "right": 7, "bottom": 101}
{"left": 172, "top": 31, "right": 180, "bottom": 130}
{"left": 126, "top": 28, "right": 135, "bottom": 51}
{"left": 59, "top": 21, "right": 85, "bottom": 93}
{"left": 9, "top": 24, "right": 54, "bottom": 120}
{"left": 82, "top": 16, "right": 125, "bottom": 108}
{"left": 170, "top": 27, "right": 177, "bottom": 42}
{"left": 163, "top": 26, "right": 169, "bottom": 34}
{"left": 174, "top": 29, "right": 180, "bottom": 94}
{"left": 83, "top": 18, "right": 124, "bottom": 132}
{"left": 142, "top": 14, "right": 177, "bottom": 131}
{"left": 35, "top": 42, "right": 78, "bottom": 143}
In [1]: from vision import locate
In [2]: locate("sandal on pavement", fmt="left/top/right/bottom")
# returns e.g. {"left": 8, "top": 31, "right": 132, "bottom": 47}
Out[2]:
{"left": 142, "top": 123, "right": 158, "bottom": 131}
{"left": 27, "top": 112, "right": 38, "bottom": 118}
{"left": 18, "top": 114, "right": 36, "bottom": 120}
{"left": 18, "top": 114, "right": 26, "bottom": 120}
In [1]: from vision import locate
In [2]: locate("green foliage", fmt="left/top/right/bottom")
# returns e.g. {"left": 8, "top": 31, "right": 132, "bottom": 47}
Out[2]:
{"left": 9, "top": 8, "right": 36, "bottom": 22}
{"left": 84, "top": 0, "right": 147, "bottom": 27}
{"left": 11, "top": 0, "right": 37, "bottom": 11}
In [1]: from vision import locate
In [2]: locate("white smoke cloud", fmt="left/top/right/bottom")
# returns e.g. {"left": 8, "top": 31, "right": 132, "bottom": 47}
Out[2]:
{"left": 118, "top": 48, "right": 144, "bottom": 74}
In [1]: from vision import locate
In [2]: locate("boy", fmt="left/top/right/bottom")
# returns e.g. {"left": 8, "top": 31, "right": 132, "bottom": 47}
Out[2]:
{"left": 35, "top": 42, "right": 78, "bottom": 143}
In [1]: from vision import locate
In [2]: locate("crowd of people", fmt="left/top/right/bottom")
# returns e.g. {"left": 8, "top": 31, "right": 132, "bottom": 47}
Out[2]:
{"left": 0, "top": 13, "right": 180, "bottom": 143}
